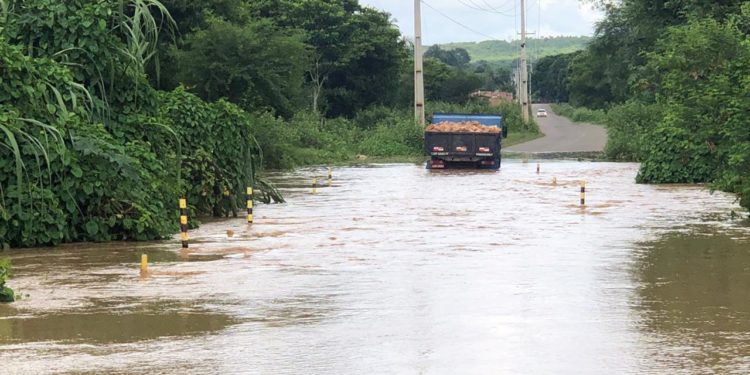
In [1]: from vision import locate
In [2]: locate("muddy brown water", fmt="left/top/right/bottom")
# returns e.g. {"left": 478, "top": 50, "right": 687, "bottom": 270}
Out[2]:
{"left": 1, "top": 162, "right": 749, "bottom": 374}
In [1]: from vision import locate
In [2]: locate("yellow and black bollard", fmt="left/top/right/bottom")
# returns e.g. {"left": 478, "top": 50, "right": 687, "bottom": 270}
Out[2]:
{"left": 312, "top": 178, "right": 318, "bottom": 194}
{"left": 327, "top": 167, "right": 333, "bottom": 186}
{"left": 179, "top": 197, "right": 189, "bottom": 248}
{"left": 246, "top": 187, "right": 254, "bottom": 224}
{"left": 580, "top": 181, "right": 586, "bottom": 206}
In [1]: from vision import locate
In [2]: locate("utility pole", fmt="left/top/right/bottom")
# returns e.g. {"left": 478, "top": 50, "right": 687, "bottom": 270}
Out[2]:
{"left": 519, "top": 0, "right": 529, "bottom": 124}
{"left": 414, "top": 0, "right": 426, "bottom": 127}
{"left": 515, "top": 63, "right": 521, "bottom": 103}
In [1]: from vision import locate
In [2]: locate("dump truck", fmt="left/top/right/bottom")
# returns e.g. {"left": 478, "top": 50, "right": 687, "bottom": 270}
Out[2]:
{"left": 425, "top": 113, "right": 508, "bottom": 170}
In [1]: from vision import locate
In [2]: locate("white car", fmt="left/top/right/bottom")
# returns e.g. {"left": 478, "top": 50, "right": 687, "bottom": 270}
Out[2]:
{"left": 536, "top": 109, "right": 548, "bottom": 118}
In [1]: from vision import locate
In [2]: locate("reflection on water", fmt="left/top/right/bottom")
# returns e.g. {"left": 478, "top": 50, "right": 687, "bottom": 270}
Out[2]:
{"left": 0, "top": 302, "right": 233, "bottom": 344}
{"left": 634, "top": 232, "right": 750, "bottom": 373}
{"left": 0, "top": 162, "right": 749, "bottom": 374}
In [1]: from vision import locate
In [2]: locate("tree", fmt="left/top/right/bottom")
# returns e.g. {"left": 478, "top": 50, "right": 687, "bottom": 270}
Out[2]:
{"left": 636, "top": 15, "right": 750, "bottom": 187}
{"left": 568, "top": 0, "right": 748, "bottom": 109}
{"left": 423, "top": 58, "right": 483, "bottom": 103}
{"left": 171, "top": 17, "right": 308, "bottom": 117}
{"left": 425, "top": 45, "right": 471, "bottom": 67}
{"left": 531, "top": 52, "right": 578, "bottom": 103}
{"left": 247, "top": 0, "right": 407, "bottom": 116}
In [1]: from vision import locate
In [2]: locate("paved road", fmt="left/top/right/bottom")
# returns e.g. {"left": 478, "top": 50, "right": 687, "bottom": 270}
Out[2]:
{"left": 506, "top": 104, "right": 607, "bottom": 153}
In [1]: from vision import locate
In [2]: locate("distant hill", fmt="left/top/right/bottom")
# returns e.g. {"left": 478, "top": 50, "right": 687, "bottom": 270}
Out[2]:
{"left": 439, "top": 36, "right": 591, "bottom": 65}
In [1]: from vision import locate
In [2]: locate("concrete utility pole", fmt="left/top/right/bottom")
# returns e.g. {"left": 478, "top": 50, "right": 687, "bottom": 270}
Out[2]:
{"left": 515, "top": 64, "right": 521, "bottom": 104}
{"left": 414, "top": 0, "right": 426, "bottom": 127}
{"left": 519, "top": 0, "right": 529, "bottom": 124}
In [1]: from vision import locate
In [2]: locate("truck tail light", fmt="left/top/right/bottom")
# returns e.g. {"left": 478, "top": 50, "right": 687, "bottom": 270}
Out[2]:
{"left": 431, "top": 159, "right": 445, "bottom": 169}
{"left": 456, "top": 146, "right": 468, "bottom": 152}
{"left": 432, "top": 146, "right": 444, "bottom": 152}
{"left": 478, "top": 147, "right": 490, "bottom": 153}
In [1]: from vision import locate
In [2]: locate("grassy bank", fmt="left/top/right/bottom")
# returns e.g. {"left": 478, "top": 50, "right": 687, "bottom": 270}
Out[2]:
{"left": 550, "top": 103, "right": 608, "bottom": 125}
{"left": 504, "top": 131, "right": 543, "bottom": 147}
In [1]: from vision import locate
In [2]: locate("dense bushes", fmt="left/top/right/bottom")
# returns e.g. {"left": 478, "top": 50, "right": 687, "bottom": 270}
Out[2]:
{"left": 550, "top": 104, "right": 608, "bottom": 125}
{"left": 0, "top": 259, "right": 12, "bottom": 302}
{"left": 0, "top": 35, "right": 174, "bottom": 247}
{"left": 170, "top": 17, "right": 307, "bottom": 117}
{"left": 603, "top": 101, "right": 663, "bottom": 162}
{"left": 548, "top": 2, "right": 750, "bottom": 210}
{"left": 0, "top": 1, "right": 274, "bottom": 248}
{"left": 636, "top": 13, "right": 750, "bottom": 206}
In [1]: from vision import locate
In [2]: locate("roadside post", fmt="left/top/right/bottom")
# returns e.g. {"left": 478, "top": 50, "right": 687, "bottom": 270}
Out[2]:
{"left": 246, "top": 187, "right": 254, "bottom": 224}
{"left": 580, "top": 181, "right": 586, "bottom": 206}
{"left": 179, "top": 198, "right": 189, "bottom": 248}
{"left": 140, "top": 254, "right": 148, "bottom": 275}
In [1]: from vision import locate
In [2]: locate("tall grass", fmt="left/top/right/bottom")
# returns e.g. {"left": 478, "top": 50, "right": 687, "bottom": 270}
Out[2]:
{"left": 114, "top": 0, "right": 175, "bottom": 75}
{"left": 551, "top": 103, "right": 608, "bottom": 125}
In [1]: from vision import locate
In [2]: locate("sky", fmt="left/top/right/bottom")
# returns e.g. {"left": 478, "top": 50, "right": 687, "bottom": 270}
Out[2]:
{"left": 358, "top": 0, "right": 604, "bottom": 44}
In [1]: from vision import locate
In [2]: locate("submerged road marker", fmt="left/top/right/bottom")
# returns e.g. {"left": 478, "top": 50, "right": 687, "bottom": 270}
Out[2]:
{"left": 328, "top": 167, "right": 333, "bottom": 186}
{"left": 312, "top": 178, "right": 318, "bottom": 194}
{"left": 179, "top": 197, "right": 189, "bottom": 248}
{"left": 246, "top": 187, "right": 254, "bottom": 224}
{"left": 140, "top": 254, "right": 148, "bottom": 275}
{"left": 580, "top": 181, "right": 586, "bottom": 206}
{"left": 537, "top": 163, "right": 540, "bottom": 174}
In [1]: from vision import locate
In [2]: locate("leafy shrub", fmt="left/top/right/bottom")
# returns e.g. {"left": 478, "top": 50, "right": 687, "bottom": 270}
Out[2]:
{"left": 357, "top": 116, "right": 423, "bottom": 157}
{"left": 551, "top": 103, "right": 608, "bottom": 124}
{"left": 0, "top": 258, "right": 13, "bottom": 302}
{"left": 604, "top": 102, "right": 664, "bottom": 161}
{"left": 636, "top": 124, "right": 717, "bottom": 183}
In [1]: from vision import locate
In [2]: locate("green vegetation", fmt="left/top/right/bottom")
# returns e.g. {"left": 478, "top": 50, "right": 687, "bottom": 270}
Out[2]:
{"left": 404, "top": 46, "right": 515, "bottom": 103}
{"left": 0, "top": 0, "right": 537, "bottom": 248}
{"left": 539, "top": 1, "right": 750, "bottom": 209}
{"left": 550, "top": 104, "right": 607, "bottom": 125}
{"left": 441, "top": 36, "right": 591, "bottom": 65}
{"left": 0, "top": 259, "right": 13, "bottom": 302}
{"left": 531, "top": 52, "right": 579, "bottom": 103}
{"left": 433, "top": 37, "right": 592, "bottom": 97}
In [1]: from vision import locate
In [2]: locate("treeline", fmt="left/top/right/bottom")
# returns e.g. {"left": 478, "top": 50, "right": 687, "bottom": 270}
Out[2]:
{"left": 533, "top": 1, "right": 750, "bottom": 209}
{"left": 421, "top": 45, "right": 514, "bottom": 103}
{"left": 442, "top": 36, "right": 591, "bottom": 64}
{"left": 0, "top": 0, "right": 529, "bottom": 248}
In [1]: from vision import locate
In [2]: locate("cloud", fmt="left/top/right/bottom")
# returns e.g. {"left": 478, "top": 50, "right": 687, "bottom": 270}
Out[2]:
{"left": 360, "top": 0, "right": 604, "bottom": 44}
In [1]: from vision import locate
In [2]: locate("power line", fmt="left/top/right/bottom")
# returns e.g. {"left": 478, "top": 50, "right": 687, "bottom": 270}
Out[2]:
{"left": 479, "top": 0, "right": 516, "bottom": 13}
{"left": 420, "top": 0, "right": 506, "bottom": 41}
{"left": 457, "top": 0, "right": 515, "bottom": 16}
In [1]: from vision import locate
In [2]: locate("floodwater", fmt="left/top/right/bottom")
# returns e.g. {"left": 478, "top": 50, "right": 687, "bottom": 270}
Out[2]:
{"left": 1, "top": 161, "right": 749, "bottom": 374}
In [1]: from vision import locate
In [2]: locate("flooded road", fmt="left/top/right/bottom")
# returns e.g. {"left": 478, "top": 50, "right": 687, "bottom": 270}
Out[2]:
{"left": 1, "top": 162, "right": 749, "bottom": 374}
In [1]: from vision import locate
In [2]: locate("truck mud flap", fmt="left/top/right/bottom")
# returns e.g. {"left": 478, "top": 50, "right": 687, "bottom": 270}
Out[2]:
{"left": 478, "top": 158, "right": 501, "bottom": 170}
